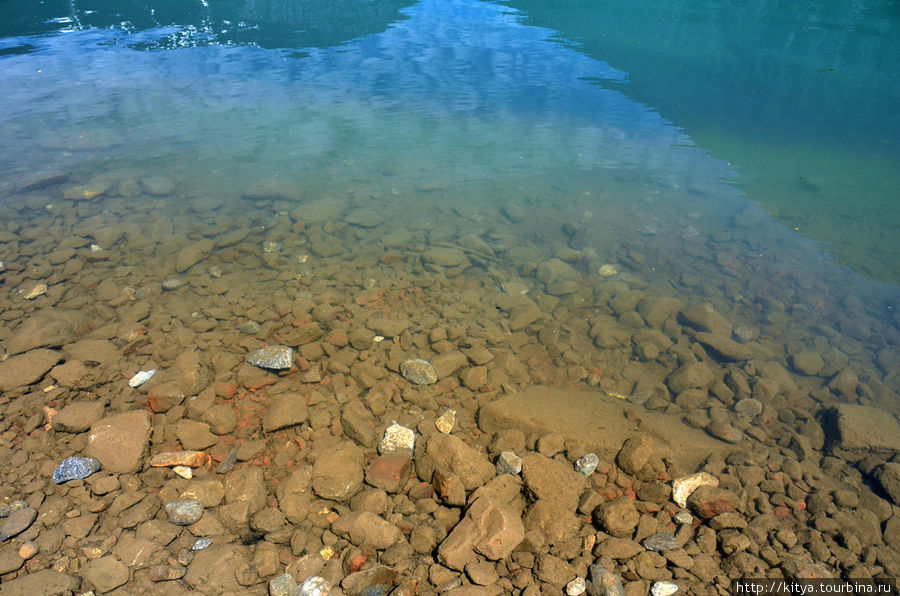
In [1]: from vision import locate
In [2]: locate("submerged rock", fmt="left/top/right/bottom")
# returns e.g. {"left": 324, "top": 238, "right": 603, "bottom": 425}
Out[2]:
{"left": 52, "top": 456, "right": 101, "bottom": 484}
{"left": 247, "top": 345, "right": 293, "bottom": 370}
{"left": 400, "top": 359, "right": 437, "bottom": 385}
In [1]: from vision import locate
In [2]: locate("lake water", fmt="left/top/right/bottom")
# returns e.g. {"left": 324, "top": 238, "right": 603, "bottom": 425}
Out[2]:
{"left": 1, "top": 0, "right": 899, "bottom": 591}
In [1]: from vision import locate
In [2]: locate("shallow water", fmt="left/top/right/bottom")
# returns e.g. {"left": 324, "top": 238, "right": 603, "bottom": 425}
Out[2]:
{"left": 0, "top": 0, "right": 899, "bottom": 590}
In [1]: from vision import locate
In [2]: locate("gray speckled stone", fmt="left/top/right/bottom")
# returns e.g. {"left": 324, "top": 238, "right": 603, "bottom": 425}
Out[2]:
{"left": 165, "top": 499, "right": 204, "bottom": 525}
{"left": 52, "top": 456, "right": 101, "bottom": 484}
{"left": 642, "top": 533, "right": 678, "bottom": 552}
{"left": 400, "top": 358, "right": 437, "bottom": 385}
{"left": 248, "top": 345, "right": 293, "bottom": 370}
{"left": 574, "top": 453, "right": 599, "bottom": 477}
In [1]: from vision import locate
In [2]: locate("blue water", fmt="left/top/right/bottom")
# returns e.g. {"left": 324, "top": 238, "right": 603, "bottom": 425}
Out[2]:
{"left": 0, "top": 0, "right": 898, "bottom": 406}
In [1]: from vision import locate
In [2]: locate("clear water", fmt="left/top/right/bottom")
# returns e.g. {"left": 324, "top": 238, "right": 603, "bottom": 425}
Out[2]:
{"left": 0, "top": 0, "right": 898, "bottom": 409}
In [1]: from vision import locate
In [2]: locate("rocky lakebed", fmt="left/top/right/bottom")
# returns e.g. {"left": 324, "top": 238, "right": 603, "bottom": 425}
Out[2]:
{"left": 0, "top": 168, "right": 899, "bottom": 595}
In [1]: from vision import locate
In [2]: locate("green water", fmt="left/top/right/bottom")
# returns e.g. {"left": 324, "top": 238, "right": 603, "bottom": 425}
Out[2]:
{"left": 507, "top": 0, "right": 900, "bottom": 282}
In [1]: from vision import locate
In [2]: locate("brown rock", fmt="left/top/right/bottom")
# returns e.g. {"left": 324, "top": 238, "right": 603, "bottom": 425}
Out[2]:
{"left": 3, "top": 310, "right": 89, "bottom": 355}
{"left": 0, "top": 568, "right": 79, "bottom": 595}
{"left": 62, "top": 339, "right": 120, "bottom": 367}
{"left": 262, "top": 393, "right": 309, "bottom": 433}
{"left": 86, "top": 410, "right": 151, "bottom": 474}
{"left": 340, "top": 400, "right": 377, "bottom": 447}
{"left": 277, "top": 468, "right": 313, "bottom": 523}
{"left": 520, "top": 453, "right": 586, "bottom": 510}
{"left": 687, "top": 485, "right": 740, "bottom": 519}
{"left": 616, "top": 435, "right": 656, "bottom": 476}
{"left": 183, "top": 545, "right": 252, "bottom": 593}
{"left": 312, "top": 441, "right": 365, "bottom": 500}
{"left": 331, "top": 511, "right": 402, "bottom": 549}
{"left": 175, "top": 419, "right": 218, "bottom": 450}
{"left": 694, "top": 332, "right": 751, "bottom": 362}
{"left": 224, "top": 466, "right": 267, "bottom": 514}
{"left": 431, "top": 351, "right": 469, "bottom": 379}
{"left": 535, "top": 554, "right": 577, "bottom": 588}
{"left": 592, "top": 496, "right": 639, "bottom": 538}
{"left": 175, "top": 240, "right": 212, "bottom": 273}
{"left": 366, "top": 453, "right": 412, "bottom": 493}
{"left": 827, "top": 404, "right": 900, "bottom": 458}
{"left": 437, "top": 496, "right": 525, "bottom": 570}
{"left": 667, "top": 362, "right": 716, "bottom": 394}
{"left": 679, "top": 305, "right": 732, "bottom": 337}
{"left": 523, "top": 500, "right": 580, "bottom": 545}
{"left": 0, "top": 348, "right": 62, "bottom": 391}
{"left": 149, "top": 450, "right": 208, "bottom": 468}
{"left": 180, "top": 478, "right": 226, "bottom": 507}
{"left": 84, "top": 555, "right": 129, "bottom": 593}
{"left": 53, "top": 400, "right": 104, "bottom": 433}
{"left": 417, "top": 434, "right": 495, "bottom": 492}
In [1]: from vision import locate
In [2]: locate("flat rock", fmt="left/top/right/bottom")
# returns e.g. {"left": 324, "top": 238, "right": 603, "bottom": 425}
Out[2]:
{"left": 62, "top": 339, "right": 120, "bottom": 367}
{"left": 667, "top": 362, "right": 716, "bottom": 394}
{"left": 826, "top": 404, "right": 900, "bottom": 459}
{"left": 224, "top": 466, "right": 267, "bottom": 514}
{"left": 331, "top": 511, "right": 401, "bottom": 549}
{"left": 0, "top": 568, "right": 79, "bottom": 595}
{"left": 262, "top": 393, "right": 309, "bottom": 433}
{"left": 417, "top": 434, "right": 495, "bottom": 492}
{"left": 694, "top": 332, "right": 751, "bottom": 361}
{"left": 86, "top": 410, "right": 151, "bottom": 474}
{"left": 248, "top": 345, "right": 293, "bottom": 370}
{"left": 14, "top": 170, "right": 69, "bottom": 192}
{"left": 0, "top": 507, "right": 37, "bottom": 542}
{"left": 53, "top": 401, "right": 105, "bottom": 433}
{"left": 366, "top": 317, "right": 410, "bottom": 338}
{"left": 140, "top": 175, "right": 175, "bottom": 196}
{"left": 53, "top": 456, "right": 101, "bottom": 484}
{"left": 679, "top": 304, "right": 732, "bottom": 337}
{"left": 312, "top": 441, "right": 364, "bottom": 500}
{"left": 183, "top": 544, "right": 251, "bottom": 593}
{"left": 165, "top": 499, "right": 204, "bottom": 525}
{"left": 84, "top": 555, "right": 129, "bottom": 593}
{"left": 344, "top": 208, "right": 384, "bottom": 228}
{"left": 437, "top": 496, "right": 524, "bottom": 570}
{"left": 3, "top": 310, "right": 89, "bottom": 355}
{"left": 521, "top": 453, "right": 586, "bottom": 511}
{"left": 422, "top": 247, "right": 467, "bottom": 267}
{"left": 175, "top": 419, "right": 218, "bottom": 450}
{"left": 0, "top": 348, "right": 63, "bottom": 392}
{"left": 790, "top": 351, "right": 825, "bottom": 376}
{"left": 479, "top": 386, "right": 730, "bottom": 474}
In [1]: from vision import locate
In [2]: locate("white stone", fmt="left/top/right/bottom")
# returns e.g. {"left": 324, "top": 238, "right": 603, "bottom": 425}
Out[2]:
{"left": 651, "top": 581, "right": 679, "bottom": 596}
{"left": 672, "top": 472, "right": 719, "bottom": 507}
{"left": 565, "top": 577, "right": 586, "bottom": 595}
{"left": 379, "top": 423, "right": 415, "bottom": 455}
{"left": 128, "top": 369, "right": 156, "bottom": 388}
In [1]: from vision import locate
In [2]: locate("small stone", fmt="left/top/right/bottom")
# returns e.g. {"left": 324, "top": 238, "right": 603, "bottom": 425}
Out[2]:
{"left": 18, "top": 540, "right": 38, "bottom": 559}
{"left": 790, "top": 351, "right": 825, "bottom": 376}
{"left": 53, "top": 456, "right": 101, "bottom": 484}
{"left": 671, "top": 472, "right": 718, "bottom": 507}
{"left": 296, "top": 576, "right": 333, "bottom": 596}
{"left": 0, "top": 507, "right": 37, "bottom": 542}
{"left": 588, "top": 564, "right": 625, "bottom": 596}
{"left": 496, "top": 451, "right": 523, "bottom": 475}
{"left": 192, "top": 537, "right": 212, "bottom": 550}
{"left": 269, "top": 572, "right": 298, "bottom": 596}
{"left": 651, "top": 581, "right": 679, "bottom": 596}
{"left": 162, "top": 277, "right": 183, "bottom": 291}
{"left": 23, "top": 284, "right": 48, "bottom": 300}
{"left": 733, "top": 398, "right": 763, "bottom": 418}
{"left": 642, "top": 533, "right": 678, "bottom": 552}
{"left": 673, "top": 511, "right": 693, "bottom": 525}
{"left": 574, "top": 453, "right": 599, "bottom": 477}
{"left": 435, "top": 409, "right": 456, "bottom": 434}
{"left": 379, "top": 423, "right": 415, "bottom": 455}
{"left": 598, "top": 264, "right": 618, "bottom": 278}
{"left": 84, "top": 555, "right": 129, "bottom": 593}
{"left": 165, "top": 499, "right": 204, "bottom": 525}
{"left": 400, "top": 358, "right": 437, "bottom": 385}
{"left": 566, "top": 577, "right": 587, "bottom": 595}
{"left": 149, "top": 564, "right": 187, "bottom": 582}
{"left": 173, "top": 465, "right": 193, "bottom": 479}
{"left": 128, "top": 369, "right": 156, "bottom": 388}
{"left": 247, "top": 345, "right": 293, "bottom": 370}
{"left": 149, "top": 450, "right": 208, "bottom": 468}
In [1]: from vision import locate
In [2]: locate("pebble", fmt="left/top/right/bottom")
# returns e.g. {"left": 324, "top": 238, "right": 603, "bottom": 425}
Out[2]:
{"left": 128, "top": 369, "right": 156, "bottom": 388}
{"left": 574, "top": 453, "right": 599, "bottom": 477}
{"left": 173, "top": 465, "right": 193, "bottom": 479}
{"left": 435, "top": 409, "right": 456, "bottom": 433}
{"left": 651, "top": 581, "right": 679, "bottom": 596}
{"left": 149, "top": 564, "right": 187, "bottom": 582}
{"left": 733, "top": 398, "right": 763, "bottom": 417}
{"left": 164, "top": 499, "right": 204, "bottom": 525}
{"left": 192, "top": 537, "right": 212, "bottom": 550}
{"left": 671, "top": 472, "right": 718, "bottom": 507}
{"left": 673, "top": 511, "right": 694, "bottom": 525}
{"left": 496, "top": 451, "right": 523, "bottom": 475}
{"left": 247, "top": 345, "right": 293, "bottom": 370}
{"left": 162, "top": 277, "right": 183, "bottom": 291}
{"left": 566, "top": 577, "right": 587, "bottom": 595}
{"left": 296, "top": 576, "right": 333, "bottom": 595}
{"left": 379, "top": 423, "right": 415, "bottom": 456}
{"left": 400, "top": 358, "right": 438, "bottom": 385}
{"left": 208, "top": 265, "right": 223, "bottom": 278}
{"left": 0, "top": 507, "right": 37, "bottom": 542}
{"left": 52, "top": 456, "right": 101, "bottom": 484}
{"left": 642, "top": 533, "right": 678, "bottom": 552}
{"left": 18, "top": 540, "right": 39, "bottom": 559}
{"left": 23, "top": 284, "right": 47, "bottom": 300}
{"left": 149, "top": 450, "right": 208, "bottom": 467}
{"left": 269, "top": 572, "right": 299, "bottom": 596}
{"left": 598, "top": 264, "right": 618, "bottom": 277}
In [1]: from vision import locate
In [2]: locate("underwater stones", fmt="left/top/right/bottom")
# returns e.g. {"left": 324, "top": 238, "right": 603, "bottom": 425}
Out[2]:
{"left": 400, "top": 358, "right": 437, "bottom": 385}
{"left": 827, "top": 404, "right": 900, "bottom": 458}
{"left": 311, "top": 442, "right": 364, "bottom": 500}
{"left": 422, "top": 247, "right": 468, "bottom": 269}
{"left": 0, "top": 348, "right": 63, "bottom": 392}
{"left": 672, "top": 472, "right": 719, "bottom": 507}
{"left": 790, "top": 351, "right": 825, "bottom": 376}
{"left": 140, "top": 175, "right": 175, "bottom": 196}
{"left": 165, "top": 499, "right": 204, "bottom": 526}
{"left": 379, "top": 423, "right": 416, "bottom": 456}
{"left": 0, "top": 507, "right": 37, "bottom": 542}
{"left": 86, "top": 410, "right": 151, "bottom": 474}
{"left": 53, "top": 456, "right": 101, "bottom": 484}
{"left": 679, "top": 304, "right": 732, "bottom": 337}
{"left": 175, "top": 239, "right": 213, "bottom": 273}
{"left": 162, "top": 277, "right": 183, "bottom": 291}
{"left": 247, "top": 345, "right": 293, "bottom": 370}
{"left": 344, "top": 208, "right": 384, "bottom": 228}
{"left": 23, "top": 283, "right": 48, "bottom": 300}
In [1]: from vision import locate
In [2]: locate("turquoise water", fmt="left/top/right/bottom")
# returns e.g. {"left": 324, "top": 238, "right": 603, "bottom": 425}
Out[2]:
{"left": 0, "top": 0, "right": 898, "bottom": 405}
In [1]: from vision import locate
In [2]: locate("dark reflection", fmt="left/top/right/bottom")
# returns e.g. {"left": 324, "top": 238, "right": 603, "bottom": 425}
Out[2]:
{"left": 0, "top": 0, "right": 413, "bottom": 50}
